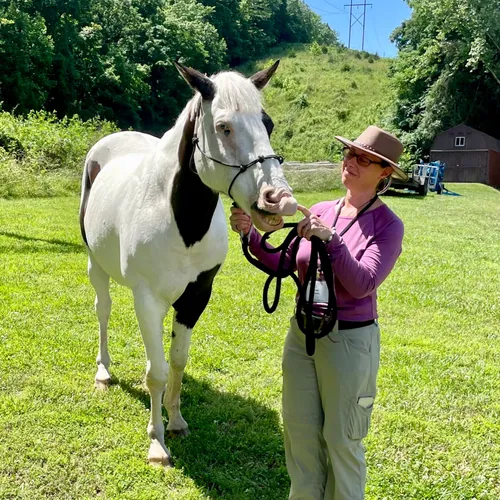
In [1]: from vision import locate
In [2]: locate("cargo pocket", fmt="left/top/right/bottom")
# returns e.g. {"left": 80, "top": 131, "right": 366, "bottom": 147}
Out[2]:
{"left": 346, "top": 396, "right": 374, "bottom": 440}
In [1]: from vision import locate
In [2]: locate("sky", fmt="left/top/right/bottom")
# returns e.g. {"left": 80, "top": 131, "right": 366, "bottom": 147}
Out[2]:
{"left": 305, "top": 0, "right": 413, "bottom": 57}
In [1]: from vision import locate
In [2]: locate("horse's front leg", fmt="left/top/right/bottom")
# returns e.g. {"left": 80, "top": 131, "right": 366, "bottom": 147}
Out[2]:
{"left": 133, "top": 288, "right": 171, "bottom": 467}
{"left": 164, "top": 315, "right": 191, "bottom": 437}
{"left": 166, "top": 265, "right": 220, "bottom": 437}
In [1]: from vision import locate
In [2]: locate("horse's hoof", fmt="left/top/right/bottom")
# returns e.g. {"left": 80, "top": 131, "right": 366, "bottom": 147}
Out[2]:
{"left": 94, "top": 378, "right": 111, "bottom": 390}
{"left": 168, "top": 427, "right": 190, "bottom": 439}
{"left": 148, "top": 440, "right": 173, "bottom": 468}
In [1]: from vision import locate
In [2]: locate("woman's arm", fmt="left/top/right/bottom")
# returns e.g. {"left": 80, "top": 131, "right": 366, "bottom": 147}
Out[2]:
{"left": 325, "top": 218, "right": 404, "bottom": 299}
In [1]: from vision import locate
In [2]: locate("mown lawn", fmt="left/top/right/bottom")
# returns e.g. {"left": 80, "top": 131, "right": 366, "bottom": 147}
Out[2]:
{"left": 0, "top": 184, "right": 499, "bottom": 499}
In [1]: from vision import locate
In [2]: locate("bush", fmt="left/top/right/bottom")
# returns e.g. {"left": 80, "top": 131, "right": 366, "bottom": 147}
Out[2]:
{"left": 351, "top": 81, "right": 358, "bottom": 89}
{"left": 293, "top": 94, "right": 309, "bottom": 109}
{"left": 310, "top": 41, "right": 323, "bottom": 55}
{"left": 340, "top": 63, "right": 351, "bottom": 72}
{"left": 0, "top": 111, "right": 118, "bottom": 198}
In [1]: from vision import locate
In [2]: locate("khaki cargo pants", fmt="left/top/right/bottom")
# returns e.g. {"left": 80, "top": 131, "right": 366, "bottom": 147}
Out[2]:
{"left": 282, "top": 316, "right": 380, "bottom": 500}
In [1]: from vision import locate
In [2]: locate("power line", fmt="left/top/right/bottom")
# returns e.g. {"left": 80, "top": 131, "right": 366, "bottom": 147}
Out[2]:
{"left": 322, "top": 0, "right": 348, "bottom": 14}
{"left": 310, "top": 5, "right": 346, "bottom": 16}
{"left": 344, "top": 0, "right": 372, "bottom": 50}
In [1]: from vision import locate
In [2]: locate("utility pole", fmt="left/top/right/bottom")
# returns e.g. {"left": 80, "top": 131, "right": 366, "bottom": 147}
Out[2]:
{"left": 344, "top": 0, "right": 372, "bottom": 51}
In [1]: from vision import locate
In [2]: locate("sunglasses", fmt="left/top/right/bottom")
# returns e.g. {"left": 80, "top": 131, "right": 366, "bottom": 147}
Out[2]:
{"left": 342, "top": 147, "right": 386, "bottom": 168}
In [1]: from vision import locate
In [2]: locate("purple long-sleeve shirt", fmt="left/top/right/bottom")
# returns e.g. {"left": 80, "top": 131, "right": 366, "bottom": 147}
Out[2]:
{"left": 248, "top": 199, "right": 404, "bottom": 321}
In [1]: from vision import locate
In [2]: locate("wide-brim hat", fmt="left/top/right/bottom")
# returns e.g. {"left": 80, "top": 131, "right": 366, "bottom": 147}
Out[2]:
{"left": 335, "top": 126, "right": 408, "bottom": 181}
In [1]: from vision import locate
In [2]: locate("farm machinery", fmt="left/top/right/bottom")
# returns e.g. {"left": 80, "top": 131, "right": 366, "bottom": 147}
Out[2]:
{"left": 390, "top": 161, "right": 460, "bottom": 196}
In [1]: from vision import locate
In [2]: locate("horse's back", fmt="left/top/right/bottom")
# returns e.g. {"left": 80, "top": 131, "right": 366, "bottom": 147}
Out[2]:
{"left": 79, "top": 131, "right": 159, "bottom": 246}
{"left": 87, "top": 131, "right": 158, "bottom": 170}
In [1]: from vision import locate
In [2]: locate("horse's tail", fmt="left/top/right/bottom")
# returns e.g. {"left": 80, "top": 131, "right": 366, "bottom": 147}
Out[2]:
{"left": 79, "top": 153, "right": 102, "bottom": 247}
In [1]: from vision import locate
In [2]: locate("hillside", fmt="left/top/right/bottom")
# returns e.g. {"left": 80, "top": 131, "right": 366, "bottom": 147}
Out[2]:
{"left": 239, "top": 44, "right": 392, "bottom": 163}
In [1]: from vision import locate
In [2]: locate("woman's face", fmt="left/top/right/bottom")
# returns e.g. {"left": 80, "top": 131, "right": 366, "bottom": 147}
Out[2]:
{"left": 341, "top": 146, "right": 393, "bottom": 192}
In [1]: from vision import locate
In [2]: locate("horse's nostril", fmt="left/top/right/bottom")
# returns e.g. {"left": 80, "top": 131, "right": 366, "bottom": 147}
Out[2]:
{"left": 265, "top": 190, "right": 279, "bottom": 204}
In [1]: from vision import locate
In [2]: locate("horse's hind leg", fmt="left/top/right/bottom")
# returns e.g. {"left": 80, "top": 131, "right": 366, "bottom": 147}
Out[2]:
{"left": 88, "top": 255, "right": 112, "bottom": 389}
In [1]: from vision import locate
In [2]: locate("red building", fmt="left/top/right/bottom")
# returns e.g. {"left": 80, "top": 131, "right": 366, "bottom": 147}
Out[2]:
{"left": 430, "top": 124, "right": 500, "bottom": 186}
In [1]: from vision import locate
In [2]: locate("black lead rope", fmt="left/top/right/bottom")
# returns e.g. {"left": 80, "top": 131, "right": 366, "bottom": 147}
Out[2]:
{"left": 239, "top": 195, "right": 378, "bottom": 356}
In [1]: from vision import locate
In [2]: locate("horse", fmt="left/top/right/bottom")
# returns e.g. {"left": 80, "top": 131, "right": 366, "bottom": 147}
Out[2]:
{"left": 79, "top": 60, "right": 298, "bottom": 466}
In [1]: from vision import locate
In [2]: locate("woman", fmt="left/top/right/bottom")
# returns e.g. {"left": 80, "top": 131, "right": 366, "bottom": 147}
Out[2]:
{"left": 230, "top": 126, "right": 406, "bottom": 500}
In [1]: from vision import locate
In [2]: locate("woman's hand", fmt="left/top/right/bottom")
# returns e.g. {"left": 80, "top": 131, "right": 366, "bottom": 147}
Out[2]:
{"left": 230, "top": 206, "right": 253, "bottom": 236}
{"left": 297, "top": 205, "right": 333, "bottom": 242}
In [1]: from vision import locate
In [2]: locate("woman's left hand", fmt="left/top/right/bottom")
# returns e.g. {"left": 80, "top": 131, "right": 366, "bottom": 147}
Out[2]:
{"left": 297, "top": 205, "right": 334, "bottom": 242}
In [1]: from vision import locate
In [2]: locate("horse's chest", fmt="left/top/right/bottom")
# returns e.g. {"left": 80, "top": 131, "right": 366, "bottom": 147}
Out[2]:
{"left": 128, "top": 214, "right": 228, "bottom": 303}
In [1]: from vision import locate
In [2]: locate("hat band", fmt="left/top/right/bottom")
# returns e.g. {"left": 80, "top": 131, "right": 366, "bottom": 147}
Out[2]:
{"left": 354, "top": 140, "right": 392, "bottom": 160}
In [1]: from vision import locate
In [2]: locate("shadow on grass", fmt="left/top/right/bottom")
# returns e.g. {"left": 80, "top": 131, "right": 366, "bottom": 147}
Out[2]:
{"left": 382, "top": 189, "right": 427, "bottom": 200}
{"left": 119, "top": 375, "right": 288, "bottom": 500}
{"left": 0, "top": 231, "right": 85, "bottom": 253}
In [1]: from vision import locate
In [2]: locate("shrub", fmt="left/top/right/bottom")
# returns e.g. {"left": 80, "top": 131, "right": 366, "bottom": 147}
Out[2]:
{"left": 310, "top": 41, "right": 323, "bottom": 55}
{"left": 336, "top": 109, "right": 350, "bottom": 121}
{"left": 0, "top": 111, "right": 118, "bottom": 198}
{"left": 293, "top": 94, "right": 309, "bottom": 109}
{"left": 351, "top": 81, "right": 358, "bottom": 89}
{"left": 340, "top": 63, "right": 351, "bottom": 72}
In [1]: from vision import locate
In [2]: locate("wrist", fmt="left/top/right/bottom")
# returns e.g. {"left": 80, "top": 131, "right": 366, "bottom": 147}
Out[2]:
{"left": 324, "top": 232, "right": 334, "bottom": 244}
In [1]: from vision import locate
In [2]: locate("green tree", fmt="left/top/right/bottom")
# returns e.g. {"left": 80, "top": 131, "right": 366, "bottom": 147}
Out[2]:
{"left": 0, "top": 3, "right": 53, "bottom": 112}
{"left": 390, "top": 0, "right": 500, "bottom": 156}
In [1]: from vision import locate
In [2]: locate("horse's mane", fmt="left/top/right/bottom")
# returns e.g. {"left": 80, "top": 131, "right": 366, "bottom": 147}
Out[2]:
{"left": 177, "top": 70, "right": 262, "bottom": 126}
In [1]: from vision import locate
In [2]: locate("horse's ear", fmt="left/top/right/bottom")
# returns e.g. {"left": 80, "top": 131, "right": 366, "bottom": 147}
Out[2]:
{"left": 174, "top": 61, "right": 215, "bottom": 101}
{"left": 249, "top": 60, "right": 280, "bottom": 90}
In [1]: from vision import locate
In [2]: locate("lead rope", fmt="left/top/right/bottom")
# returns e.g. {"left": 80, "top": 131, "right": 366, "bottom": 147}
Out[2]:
{"left": 240, "top": 224, "right": 336, "bottom": 356}
{"left": 238, "top": 194, "right": 378, "bottom": 356}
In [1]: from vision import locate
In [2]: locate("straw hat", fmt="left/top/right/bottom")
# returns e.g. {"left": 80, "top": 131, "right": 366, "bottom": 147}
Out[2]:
{"left": 335, "top": 126, "right": 408, "bottom": 181}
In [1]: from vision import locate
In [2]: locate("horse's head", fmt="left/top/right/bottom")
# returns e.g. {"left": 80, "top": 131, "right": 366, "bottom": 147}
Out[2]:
{"left": 175, "top": 61, "right": 297, "bottom": 232}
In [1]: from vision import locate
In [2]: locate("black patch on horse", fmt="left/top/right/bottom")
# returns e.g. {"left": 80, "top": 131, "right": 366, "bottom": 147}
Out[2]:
{"left": 262, "top": 110, "right": 274, "bottom": 137}
{"left": 79, "top": 160, "right": 101, "bottom": 247}
{"left": 171, "top": 108, "right": 219, "bottom": 248}
{"left": 173, "top": 264, "right": 221, "bottom": 329}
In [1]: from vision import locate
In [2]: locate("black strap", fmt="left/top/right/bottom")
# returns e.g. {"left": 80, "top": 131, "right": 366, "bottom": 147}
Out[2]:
{"left": 332, "top": 195, "right": 379, "bottom": 236}
{"left": 192, "top": 135, "right": 284, "bottom": 200}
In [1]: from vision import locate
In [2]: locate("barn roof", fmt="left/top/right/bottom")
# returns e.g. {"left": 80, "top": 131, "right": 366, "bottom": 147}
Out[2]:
{"left": 432, "top": 124, "right": 500, "bottom": 152}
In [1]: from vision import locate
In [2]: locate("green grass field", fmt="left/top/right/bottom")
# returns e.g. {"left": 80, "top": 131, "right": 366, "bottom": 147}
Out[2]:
{"left": 1, "top": 184, "right": 499, "bottom": 499}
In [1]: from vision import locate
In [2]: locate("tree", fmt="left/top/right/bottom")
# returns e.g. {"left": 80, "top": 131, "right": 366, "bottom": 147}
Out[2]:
{"left": 390, "top": 0, "right": 500, "bottom": 157}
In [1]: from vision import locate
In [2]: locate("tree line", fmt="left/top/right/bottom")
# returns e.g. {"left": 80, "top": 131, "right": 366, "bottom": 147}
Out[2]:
{"left": 389, "top": 0, "right": 500, "bottom": 157}
{"left": 0, "top": 0, "right": 337, "bottom": 133}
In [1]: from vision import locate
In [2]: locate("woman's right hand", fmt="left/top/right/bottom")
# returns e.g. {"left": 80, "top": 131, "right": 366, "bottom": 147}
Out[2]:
{"left": 230, "top": 206, "right": 253, "bottom": 236}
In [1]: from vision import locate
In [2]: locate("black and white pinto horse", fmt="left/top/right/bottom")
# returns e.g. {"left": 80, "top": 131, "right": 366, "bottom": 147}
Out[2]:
{"left": 79, "top": 61, "right": 297, "bottom": 466}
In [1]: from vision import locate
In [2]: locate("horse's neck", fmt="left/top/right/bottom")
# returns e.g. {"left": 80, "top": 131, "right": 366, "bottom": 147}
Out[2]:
{"left": 159, "top": 112, "right": 221, "bottom": 248}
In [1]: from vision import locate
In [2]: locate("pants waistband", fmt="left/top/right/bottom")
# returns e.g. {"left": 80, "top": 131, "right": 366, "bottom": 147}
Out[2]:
{"left": 338, "top": 319, "right": 375, "bottom": 330}
{"left": 299, "top": 312, "right": 374, "bottom": 331}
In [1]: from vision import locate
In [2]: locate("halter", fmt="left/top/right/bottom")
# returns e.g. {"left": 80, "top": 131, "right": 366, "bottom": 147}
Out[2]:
{"left": 191, "top": 133, "right": 284, "bottom": 200}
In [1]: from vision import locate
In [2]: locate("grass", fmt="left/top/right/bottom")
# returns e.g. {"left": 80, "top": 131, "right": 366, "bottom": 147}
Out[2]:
{"left": 239, "top": 44, "right": 392, "bottom": 163}
{"left": 0, "top": 184, "right": 499, "bottom": 499}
